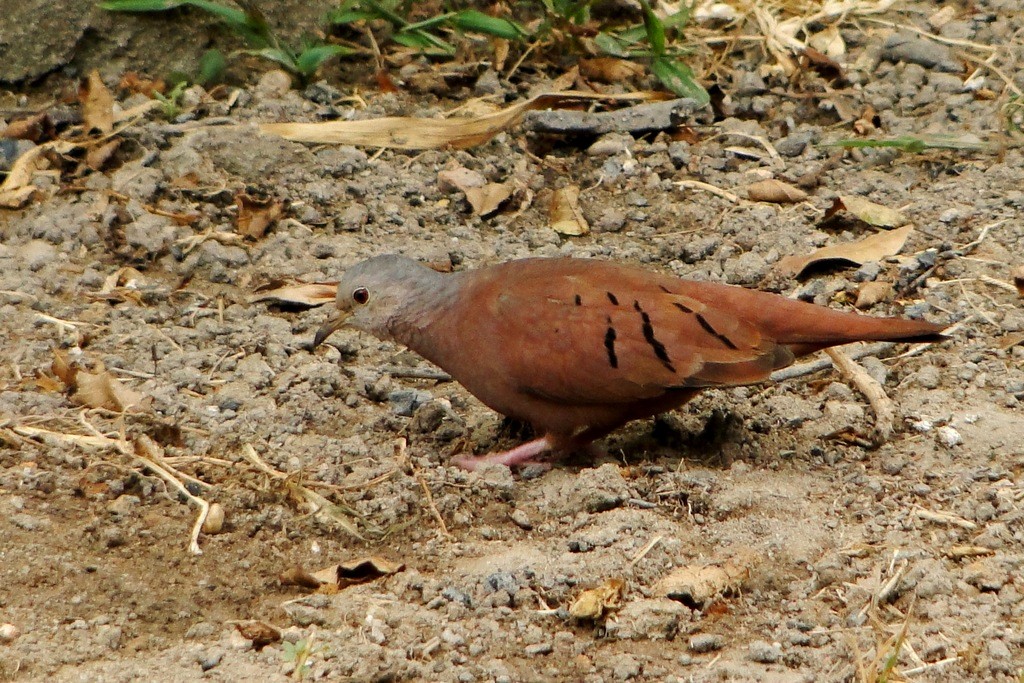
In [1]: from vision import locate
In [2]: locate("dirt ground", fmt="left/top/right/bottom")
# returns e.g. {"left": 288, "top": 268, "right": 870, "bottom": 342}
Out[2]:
{"left": 2, "top": 1, "right": 1023, "bottom": 681}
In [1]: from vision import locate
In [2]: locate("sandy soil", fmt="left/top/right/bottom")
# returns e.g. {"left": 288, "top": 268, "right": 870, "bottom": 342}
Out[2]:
{"left": 1, "top": 2, "right": 1023, "bottom": 681}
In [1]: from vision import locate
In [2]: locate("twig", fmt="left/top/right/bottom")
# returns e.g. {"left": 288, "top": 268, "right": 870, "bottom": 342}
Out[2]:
{"left": 674, "top": 179, "right": 743, "bottom": 203}
{"left": 132, "top": 434, "right": 211, "bottom": 555}
{"left": 382, "top": 365, "right": 453, "bottom": 382}
{"left": 826, "top": 348, "right": 895, "bottom": 443}
{"left": 629, "top": 535, "right": 663, "bottom": 567}
{"left": 395, "top": 438, "right": 451, "bottom": 539}
{"left": 770, "top": 341, "right": 895, "bottom": 382}
{"left": 914, "top": 507, "right": 977, "bottom": 530}
{"left": 903, "top": 656, "right": 960, "bottom": 677}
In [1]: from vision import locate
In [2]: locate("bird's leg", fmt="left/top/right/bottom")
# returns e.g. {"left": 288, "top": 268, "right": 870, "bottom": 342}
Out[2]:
{"left": 452, "top": 436, "right": 553, "bottom": 471}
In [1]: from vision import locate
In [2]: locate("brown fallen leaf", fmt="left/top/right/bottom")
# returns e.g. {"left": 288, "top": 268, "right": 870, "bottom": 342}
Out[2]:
{"left": 260, "top": 90, "right": 663, "bottom": 150}
{"left": 464, "top": 182, "right": 516, "bottom": 217}
{"left": 73, "top": 366, "right": 150, "bottom": 413}
{"left": 250, "top": 280, "right": 338, "bottom": 307}
{"left": 996, "top": 332, "right": 1024, "bottom": 351}
{"left": 82, "top": 70, "right": 115, "bottom": 135}
{"left": 746, "top": 179, "right": 808, "bottom": 204}
{"left": 119, "top": 72, "right": 167, "bottom": 98}
{"left": 855, "top": 280, "right": 894, "bottom": 308}
{"left": 549, "top": 185, "right": 589, "bottom": 236}
{"left": 279, "top": 565, "right": 324, "bottom": 589}
{"left": 86, "top": 139, "right": 121, "bottom": 171}
{"left": 655, "top": 559, "right": 750, "bottom": 609}
{"left": 2, "top": 112, "right": 54, "bottom": 142}
{"left": 580, "top": 58, "right": 645, "bottom": 83}
{"left": 330, "top": 556, "right": 405, "bottom": 588}
{"left": 437, "top": 166, "right": 486, "bottom": 194}
{"left": 568, "top": 578, "right": 625, "bottom": 620}
{"left": 776, "top": 224, "right": 915, "bottom": 277}
{"left": 235, "top": 192, "right": 284, "bottom": 239}
{"left": 824, "top": 195, "right": 907, "bottom": 228}
{"left": 235, "top": 621, "right": 282, "bottom": 649}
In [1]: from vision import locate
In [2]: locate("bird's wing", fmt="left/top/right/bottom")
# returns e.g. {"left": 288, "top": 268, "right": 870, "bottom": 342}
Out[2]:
{"left": 478, "top": 264, "right": 794, "bottom": 405}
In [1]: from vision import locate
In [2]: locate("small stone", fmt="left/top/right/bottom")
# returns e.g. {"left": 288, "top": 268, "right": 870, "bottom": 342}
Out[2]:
{"left": 185, "top": 621, "right": 217, "bottom": 639}
{"left": 107, "top": 495, "right": 141, "bottom": 517}
{"left": 256, "top": 69, "right": 293, "bottom": 98}
{"left": 747, "top": 640, "right": 783, "bottom": 663}
{"left": 935, "top": 425, "right": 961, "bottom": 448}
{"left": 510, "top": 509, "right": 533, "bottom": 530}
{"left": 688, "top": 633, "right": 724, "bottom": 653}
{"left": 883, "top": 34, "right": 962, "bottom": 72}
{"left": 0, "top": 624, "right": 19, "bottom": 642}
{"left": 588, "top": 133, "right": 633, "bottom": 157}
{"left": 775, "top": 131, "right": 815, "bottom": 157}
{"left": 915, "top": 365, "right": 941, "bottom": 389}
{"left": 608, "top": 653, "right": 642, "bottom": 680}
{"left": 198, "top": 650, "right": 223, "bottom": 671}
{"left": 474, "top": 69, "right": 502, "bottom": 95}
{"left": 525, "top": 642, "right": 553, "bottom": 656}
{"left": 595, "top": 208, "right": 627, "bottom": 233}
{"left": 337, "top": 203, "right": 368, "bottom": 230}
{"left": 202, "top": 503, "right": 225, "bottom": 534}
{"left": 987, "top": 639, "right": 1011, "bottom": 660}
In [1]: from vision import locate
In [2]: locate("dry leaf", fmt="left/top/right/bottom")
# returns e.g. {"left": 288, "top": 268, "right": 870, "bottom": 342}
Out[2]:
{"left": 807, "top": 25, "right": 846, "bottom": 60}
{"left": 568, "top": 578, "right": 625, "bottom": 620}
{"left": 580, "top": 58, "right": 645, "bottom": 83}
{"left": 235, "top": 621, "right": 282, "bottom": 648}
{"left": 746, "top": 179, "right": 808, "bottom": 203}
{"left": 437, "top": 166, "right": 486, "bottom": 193}
{"left": 51, "top": 350, "right": 77, "bottom": 387}
{"left": 73, "top": 367, "right": 149, "bottom": 412}
{"left": 655, "top": 560, "right": 749, "bottom": 609}
{"left": 996, "top": 332, "right": 1024, "bottom": 351}
{"left": 235, "top": 193, "right": 284, "bottom": 239}
{"left": 0, "top": 145, "right": 47, "bottom": 208}
{"left": 548, "top": 185, "right": 589, "bottom": 236}
{"left": 776, "top": 224, "right": 915, "bottom": 277}
{"left": 464, "top": 182, "right": 515, "bottom": 217}
{"left": 260, "top": 90, "right": 661, "bottom": 150}
{"left": 2, "top": 112, "right": 54, "bottom": 142}
{"left": 855, "top": 280, "right": 894, "bottom": 308}
{"left": 279, "top": 565, "right": 324, "bottom": 589}
{"left": 827, "top": 195, "right": 907, "bottom": 228}
{"left": 83, "top": 70, "right": 114, "bottom": 135}
{"left": 119, "top": 72, "right": 166, "bottom": 97}
{"left": 289, "top": 556, "right": 406, "bottom": 590}
{"left": 86, "top": 139, "right": 121, "bottom": 171}
{"left": 250, "top": 280, "right": 338, "bottom": 307}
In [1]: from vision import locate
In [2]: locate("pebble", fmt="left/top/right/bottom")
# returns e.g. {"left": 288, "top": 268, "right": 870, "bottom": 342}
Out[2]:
{"left": 747, "top": 640, "right": 783, "bottom": 663}
{"left": 256, "top": 69, "right": 293, "bottom": 98}
{"left": 882, "top": 34, "right": 962, "bottom": 72}
{"left": 509, "top": 509, "right": 533, "bottom": 530}
{"left": 595, "top": 208, "right": 627, "bottom": 232}
{"left": 689, "top": 633, "right": 724, "bottom": 653}
{"left": 525, "top": 642, "right": 553, "bottom": 656}
{"left": 588, "top": 133, "right": 633, "bottom": 157}
{"left": 198, "top": 650, "right": 223, "bottom": 671}
{"left": 0, "top": 624, "right": 19, "bottom": 642}
{"left": 608, "top": 653, "right": 642, "bottom": 680}
{"left": 202, "top": 503, "right": 226, "bottom": 534}
{"left": 935, "top": 425, "right": 962, "bottom": 448}
{"left": 560, "top": 463, "right": 631, "bottom": 514}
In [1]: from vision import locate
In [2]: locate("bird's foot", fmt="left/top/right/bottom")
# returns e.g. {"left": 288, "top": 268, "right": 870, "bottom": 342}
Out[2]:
{"left": 452, "top": 436, "right": 553, "bottom": 471}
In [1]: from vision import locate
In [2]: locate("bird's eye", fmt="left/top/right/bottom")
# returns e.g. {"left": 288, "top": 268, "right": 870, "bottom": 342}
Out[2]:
{"left": 352, "top": 287, "right": 370, "bottom": 305}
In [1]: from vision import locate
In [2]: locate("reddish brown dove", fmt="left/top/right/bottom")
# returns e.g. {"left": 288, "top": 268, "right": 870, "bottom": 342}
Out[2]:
{"left": 314, "top": 255, "right": 945, "bottom": 470}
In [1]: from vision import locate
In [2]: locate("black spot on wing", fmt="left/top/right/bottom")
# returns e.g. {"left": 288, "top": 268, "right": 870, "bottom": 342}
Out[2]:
{"left": 695, "top": 313, "right": 739, "bottom": 349}
{"left": 604, "top": 320, "right": 619, "bottom": 369}
{"left": 634, "top": 300, "right": 676, "bottom": 373}
{"left": 574, "top": 294, "right": 582, "bottom": 306}
{"left": 607, "top": 292, "right": 619, "bottom": 306}
{"left": 658, "top": 285, "right": 671, "bottom": 293}
{"left": 672, "top": 301, "right": 693, "bottom": 314}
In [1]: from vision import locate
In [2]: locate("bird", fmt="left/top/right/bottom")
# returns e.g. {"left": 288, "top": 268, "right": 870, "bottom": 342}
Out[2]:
{"left": 313, "top": 254, "right": 946, "bottom": 470}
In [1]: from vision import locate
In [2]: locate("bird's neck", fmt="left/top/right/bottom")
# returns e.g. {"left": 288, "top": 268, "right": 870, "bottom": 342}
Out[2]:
{"left": 384, "top": 272, "right": 463, "bottom": 360}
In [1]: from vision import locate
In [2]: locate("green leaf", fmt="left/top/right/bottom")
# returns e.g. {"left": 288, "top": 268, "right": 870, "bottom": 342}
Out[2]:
{"left": 244, "top": 47, "right": 299, "bottom": 74}
{"left": 197, "top": 48, "right": 227, "bottom": 85}
{"left": 662, "top": 4, "right": 692, "bottom": 29}
{"left": 327, "top": 8, "right": 377, "bottom": 24}
{"left": 650, "top": 57, "right": 708, "bottom": 104}
{"left": 393, "top": 29, "right": 455, "bottom": 54}
{"left": 295, "top": 44, "right": 354, "bottom": 76}
{"left": 450, "top": 10, "right": 526, "bottom": 40}
{"left": 594, "top": 32, "right": 627, "bottom": 57}
{"left": 639, "top": 0, "right": 665, "bottom": 56}
{"left": 101, "top": 0, "right": 248, "bottom": 24}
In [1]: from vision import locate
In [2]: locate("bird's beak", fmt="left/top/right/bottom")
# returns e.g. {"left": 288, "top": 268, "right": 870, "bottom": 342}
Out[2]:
{"left": 313, "top": 310, "right": 350, "bottom": 348}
